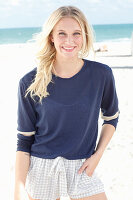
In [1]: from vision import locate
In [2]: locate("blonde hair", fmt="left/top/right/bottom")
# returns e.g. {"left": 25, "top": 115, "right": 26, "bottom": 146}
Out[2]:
{"left": 25, "top": 5, "right": 95, "bottom": 104}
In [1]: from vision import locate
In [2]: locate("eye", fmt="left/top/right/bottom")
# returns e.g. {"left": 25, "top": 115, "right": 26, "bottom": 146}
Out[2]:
{"left": 73, "top": 32, "right": 81, "bottom": 35}
{"left": 59, "top": 32, "right": 66, "bottom": 35}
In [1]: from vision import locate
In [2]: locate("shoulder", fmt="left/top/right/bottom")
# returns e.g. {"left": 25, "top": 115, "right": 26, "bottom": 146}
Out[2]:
{"left": 85, "top": 59, "right": 112, "bottom": 76}
{"left": 19, "top": 67, "right": 37, "bottom": 87}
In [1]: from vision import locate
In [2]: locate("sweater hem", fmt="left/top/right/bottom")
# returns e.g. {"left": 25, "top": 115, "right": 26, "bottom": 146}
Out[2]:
{"left": 30, "top": 152, "right": 94, "bottom": 160}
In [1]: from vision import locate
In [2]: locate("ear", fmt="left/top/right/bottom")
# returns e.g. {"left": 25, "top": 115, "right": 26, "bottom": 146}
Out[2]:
{"left": 50, "top": 34, "right": 54, "bottom": 43}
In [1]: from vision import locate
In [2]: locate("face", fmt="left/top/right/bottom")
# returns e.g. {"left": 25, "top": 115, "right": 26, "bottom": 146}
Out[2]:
{"left": 50, "top": 17, "right": 83, "bottom": 59}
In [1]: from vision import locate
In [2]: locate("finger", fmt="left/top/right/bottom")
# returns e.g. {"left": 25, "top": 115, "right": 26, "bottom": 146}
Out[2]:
{"left": 86, "top": 171, "right": 93, "bottom": 177}
{"left": 85, "top": 169, "right": 94, "bottom": 177}
{"left": 78, "top": 163, "right": 87, "bottom": 174}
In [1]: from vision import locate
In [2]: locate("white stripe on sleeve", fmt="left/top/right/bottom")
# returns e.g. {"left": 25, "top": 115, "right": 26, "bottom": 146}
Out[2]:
{"left": 101, "top": 111, "right": 119, "bottom": 121}
{"left": 18, "top": 131, "right": 36, "bottom": 136}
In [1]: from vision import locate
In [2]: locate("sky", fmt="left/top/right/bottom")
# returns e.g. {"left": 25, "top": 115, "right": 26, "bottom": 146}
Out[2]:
{"left": 0, "top": 0, "right": 133, "bottom": 28}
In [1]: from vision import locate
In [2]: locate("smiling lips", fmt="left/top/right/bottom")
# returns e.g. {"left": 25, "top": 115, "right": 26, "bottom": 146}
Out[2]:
{"left": 62, "top": 46, "right": 76, "bottom": 52}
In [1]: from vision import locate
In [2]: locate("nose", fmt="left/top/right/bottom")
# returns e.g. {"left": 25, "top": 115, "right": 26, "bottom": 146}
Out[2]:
{"left": 65, "top": 35, "right": 74, "bottom": 44}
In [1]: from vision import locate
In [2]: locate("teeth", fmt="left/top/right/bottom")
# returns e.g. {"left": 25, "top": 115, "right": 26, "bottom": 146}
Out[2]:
{"left": 63, "top": 47, "right": 74, "bottom": 49}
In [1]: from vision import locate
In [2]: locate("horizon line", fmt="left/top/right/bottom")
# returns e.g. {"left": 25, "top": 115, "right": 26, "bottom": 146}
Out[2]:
{"left": 0, "top": 23, "right": 133, "bottom": 29}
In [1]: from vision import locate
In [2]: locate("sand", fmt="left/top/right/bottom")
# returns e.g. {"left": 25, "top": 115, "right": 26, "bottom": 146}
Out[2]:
{"left": 0, "top": 41, "right": 133, "bottom": 200}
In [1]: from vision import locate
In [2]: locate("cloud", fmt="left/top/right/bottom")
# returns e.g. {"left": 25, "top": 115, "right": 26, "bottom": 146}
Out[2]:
{"left": 117, "top": 0, "right": 133, "bottom": 8}
{"left": 86, "top": 0, "right": 101, "bottom": 3}
{"left": 118, "top": 0, "right": 133, "bottom": 2}
{"left": 11, "top": 0, "right": 20, "bottom": 6}
{"left": 0, "top": 0, "right": 20, "bottom": 7}
{"left": 0, "top": 0, "right": 133, "bottom": 28}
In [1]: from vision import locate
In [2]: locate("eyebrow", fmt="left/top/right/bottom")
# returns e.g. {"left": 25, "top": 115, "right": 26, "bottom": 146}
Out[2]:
{"left": 57, "top": 30, "right": 82, "bottom": 32}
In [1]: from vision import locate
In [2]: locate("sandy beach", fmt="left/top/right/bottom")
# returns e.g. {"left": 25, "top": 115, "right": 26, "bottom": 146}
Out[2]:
{"left": 0, "top": 41, "right": 133, "bottom": 200}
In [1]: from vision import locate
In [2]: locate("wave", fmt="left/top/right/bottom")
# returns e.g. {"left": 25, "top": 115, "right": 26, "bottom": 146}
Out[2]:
{"left": 0, "top": 38, "right": 131, "bottom": 46}
{"left": 98, "top": 37, "right": 131, "bottom": 43}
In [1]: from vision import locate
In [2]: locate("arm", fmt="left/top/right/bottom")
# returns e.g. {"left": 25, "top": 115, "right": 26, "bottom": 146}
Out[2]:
{"left": 78, "top": 124, "right": 115, "bottom": 176}
{"left": 14, "top": 78, "right": 37, "bottom": 199}
{"left": 78, "top": 67, "right": 119, "bottom": 176}
{"left": 95, "top": 123, "right": 115, "bottom": 157}
{"left": 14, "top": 151, "right": 30, "bottom": 200}
{"left": 96, "top": 67, "right": 119, "bottom": 157}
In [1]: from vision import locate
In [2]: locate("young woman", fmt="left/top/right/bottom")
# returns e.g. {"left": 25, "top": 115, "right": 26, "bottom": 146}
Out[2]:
{"left": 14, "top": 6, "right": 119, "bottom": 200}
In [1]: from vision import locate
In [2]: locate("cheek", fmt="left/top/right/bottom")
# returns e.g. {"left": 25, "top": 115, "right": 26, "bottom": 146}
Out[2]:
{"left": 54, "top": 37, "right": 65, "bottom": 47}
{"left": 75, "top": 37, "right": 83, "bottom": 47}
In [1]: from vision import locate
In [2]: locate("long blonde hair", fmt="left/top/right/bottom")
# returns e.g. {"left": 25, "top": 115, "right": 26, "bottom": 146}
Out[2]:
{"left": 25, "top": 6, "right": 95, "bottom": 104}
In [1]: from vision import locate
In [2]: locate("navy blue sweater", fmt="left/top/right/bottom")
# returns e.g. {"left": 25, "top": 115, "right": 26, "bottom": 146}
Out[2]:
{"left": 16, "top": 59, "right": 119, "bottom": 160}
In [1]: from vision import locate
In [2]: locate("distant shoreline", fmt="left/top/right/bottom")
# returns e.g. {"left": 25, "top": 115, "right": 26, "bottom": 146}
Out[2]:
{"left": 0, "top": 40, "right": 131, "bottom": 47}
{"left": 0, "top": 23, "right": 133, "bottom": 29}
{"left": 0, "top": 23, "right": 133, "bottom": 44}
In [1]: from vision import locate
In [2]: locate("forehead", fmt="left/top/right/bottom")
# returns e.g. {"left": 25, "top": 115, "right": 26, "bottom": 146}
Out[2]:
{"left": 53, "top": 17, "right": 81, "bottom": 31}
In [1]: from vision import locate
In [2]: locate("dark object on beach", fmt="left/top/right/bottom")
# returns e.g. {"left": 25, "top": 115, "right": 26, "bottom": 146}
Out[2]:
{"left": 95, "top": 44, "right": 108, "bottom": 52}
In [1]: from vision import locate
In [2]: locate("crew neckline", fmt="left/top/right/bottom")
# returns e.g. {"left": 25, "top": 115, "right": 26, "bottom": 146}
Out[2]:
{"left": 52, "top": 59, "right": 86, "bottom": 80}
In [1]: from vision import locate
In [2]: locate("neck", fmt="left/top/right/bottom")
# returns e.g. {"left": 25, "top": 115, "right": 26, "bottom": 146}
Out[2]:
{"left": 52, "top": 55, "right": 83, "bottom": 77}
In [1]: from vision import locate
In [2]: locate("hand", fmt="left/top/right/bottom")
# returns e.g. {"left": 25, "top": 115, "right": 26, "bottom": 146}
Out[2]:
{"left": 78, "top": 152, "right": 102, "bottom": 176}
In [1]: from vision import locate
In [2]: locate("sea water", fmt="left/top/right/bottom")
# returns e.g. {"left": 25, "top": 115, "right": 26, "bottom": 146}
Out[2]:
{"left": 0, "top": 23, "right": 133, "bottom": 44}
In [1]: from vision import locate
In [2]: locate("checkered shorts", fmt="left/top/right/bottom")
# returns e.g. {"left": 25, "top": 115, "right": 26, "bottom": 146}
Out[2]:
{"left": 25, "top": 155, "right": 104, "bottom": 200}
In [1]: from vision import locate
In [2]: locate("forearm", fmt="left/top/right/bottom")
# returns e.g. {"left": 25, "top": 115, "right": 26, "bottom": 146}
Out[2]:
{"left": 95, "top": 124, "right": 115, "bottom": 158}
{"left": 78, "top": 124, "right": 116, "bottom": 175}
{"left": 14, "top": 151, "right": 30, "bottom": 188}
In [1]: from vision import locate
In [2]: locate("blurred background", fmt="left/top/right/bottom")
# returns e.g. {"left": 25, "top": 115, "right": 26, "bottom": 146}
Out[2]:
{"left": 0, "top": 0, "right": 133, "bottom": 199}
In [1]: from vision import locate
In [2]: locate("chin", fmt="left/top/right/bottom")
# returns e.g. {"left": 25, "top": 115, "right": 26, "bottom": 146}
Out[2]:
{"left": 61, "top": 53, "right": 79, "bottom": 59}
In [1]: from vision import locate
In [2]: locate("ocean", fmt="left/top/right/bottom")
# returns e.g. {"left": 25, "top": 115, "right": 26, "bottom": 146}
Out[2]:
{"left": 0, "top": 24, "right": 133, "bottom": 45}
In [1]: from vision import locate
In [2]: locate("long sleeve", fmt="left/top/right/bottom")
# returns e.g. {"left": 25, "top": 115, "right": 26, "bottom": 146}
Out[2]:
{"left": 16, "top": 78, "right": 37, "bottom": 153}
{"left": 101, "top": 67, "right": 120, "bottom": 129}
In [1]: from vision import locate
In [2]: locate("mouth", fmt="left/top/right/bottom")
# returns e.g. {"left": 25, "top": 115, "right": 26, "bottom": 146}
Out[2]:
{"left": 62, "top": 46, "right": 76, "bottom": 52}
